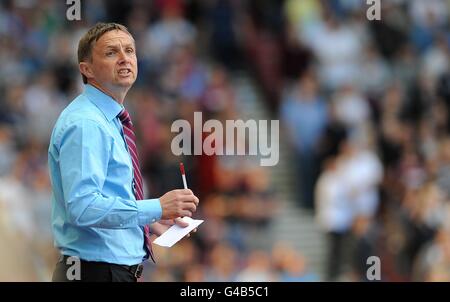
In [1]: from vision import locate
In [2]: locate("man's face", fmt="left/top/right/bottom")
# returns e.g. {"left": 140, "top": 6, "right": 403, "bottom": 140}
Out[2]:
{"left": 84, "top": 30, "right": 138, "bottom": 91}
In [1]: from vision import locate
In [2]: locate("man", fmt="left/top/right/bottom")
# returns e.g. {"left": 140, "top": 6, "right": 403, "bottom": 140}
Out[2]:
{"left": 49, "top": 22, "right": 199, "bottom": 282}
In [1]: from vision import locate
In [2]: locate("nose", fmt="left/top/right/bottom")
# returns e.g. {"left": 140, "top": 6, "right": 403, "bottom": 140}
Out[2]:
{"left": 117, "top": 49, "right": 130, "bottom": 65}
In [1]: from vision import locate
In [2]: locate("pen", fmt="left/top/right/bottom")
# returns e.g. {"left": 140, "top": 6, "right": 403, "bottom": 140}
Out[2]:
{"left": 179, "top": 163, "right": 198, "bottom": 232}
{"left": 180, "top": 162, "right": 188, "bottom": 189}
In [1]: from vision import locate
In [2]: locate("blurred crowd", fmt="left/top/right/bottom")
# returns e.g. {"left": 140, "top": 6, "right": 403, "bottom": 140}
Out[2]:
{"left": 0, "top": 0, "right": 449, "bottom": 282}
{"left": 276, "top": 0, "right": 450, "bottom": 281}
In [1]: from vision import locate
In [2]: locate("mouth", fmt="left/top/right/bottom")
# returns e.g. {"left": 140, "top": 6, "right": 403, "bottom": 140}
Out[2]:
{"left": 118, "top": 68, "right": 132, "bottom": 77}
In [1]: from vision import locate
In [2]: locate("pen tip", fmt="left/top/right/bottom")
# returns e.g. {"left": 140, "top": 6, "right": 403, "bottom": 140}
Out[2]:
{"left": 179, "top": 162, "right": 185, "bottom": 174}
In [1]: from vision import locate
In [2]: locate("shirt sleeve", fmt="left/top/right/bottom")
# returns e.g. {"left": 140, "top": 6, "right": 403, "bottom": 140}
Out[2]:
{"left": 58, "top": 119, "right": 161, "bottom": 229}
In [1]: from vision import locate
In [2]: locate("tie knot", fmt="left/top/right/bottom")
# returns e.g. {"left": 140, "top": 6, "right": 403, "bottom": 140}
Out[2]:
{"left": 118, "top": 109, "right": 132, "bottom": 125}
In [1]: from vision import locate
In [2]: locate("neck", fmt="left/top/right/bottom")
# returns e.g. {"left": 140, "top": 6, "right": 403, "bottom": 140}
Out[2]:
{"left": 88, "top": 81, "right": 128, "bottom": 104}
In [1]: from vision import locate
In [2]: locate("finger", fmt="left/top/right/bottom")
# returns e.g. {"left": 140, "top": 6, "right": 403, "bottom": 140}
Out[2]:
{"left": 180, "top": 210, "right": 193, "bottom": 217}
{"left": 159, "top": 219, "right": 175, "bottom": 226}
{"left": 186, "top": 228, "right": 196, "bottom": 238}
{"left": 177, "top": 189, "right": 193, "bottom": 195}
{"left": 182, "top": 202, "right": 196, "bottom": 213}
{"left": 178, "top": 195, "right": 197, "bottom": 203}
{"left": 183, "top": 195, "right": 199, "bottom": 206}
{"left": 174, "top": 217, "right": 189, "bottom": 227}
{"left": 193, "top": 196, "right": 199, "bottom": 206}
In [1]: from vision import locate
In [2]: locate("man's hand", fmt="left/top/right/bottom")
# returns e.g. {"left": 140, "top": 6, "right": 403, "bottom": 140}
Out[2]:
{"left": 159, "top": 189, "right": 199, "bottom": 219}
{"left": 150, "top": 217, "right": 198, "bottom": 237}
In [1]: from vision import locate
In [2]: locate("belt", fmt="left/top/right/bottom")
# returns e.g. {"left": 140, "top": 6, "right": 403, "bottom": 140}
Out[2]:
{"left": 60, "top": 255, "right": 144, "bottom": 279}
{"left": 120, "top": 263, "right": 144, "bottom": 279}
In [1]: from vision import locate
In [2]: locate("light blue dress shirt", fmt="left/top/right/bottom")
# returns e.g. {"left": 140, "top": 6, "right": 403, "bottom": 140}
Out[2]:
{"left": 48, "top": 84, "right": 162, "bottom": 266}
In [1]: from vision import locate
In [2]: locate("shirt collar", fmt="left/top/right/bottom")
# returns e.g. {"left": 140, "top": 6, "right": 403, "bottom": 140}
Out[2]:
{"left": 83, "top": 84, "right": 123, "bottom": 122}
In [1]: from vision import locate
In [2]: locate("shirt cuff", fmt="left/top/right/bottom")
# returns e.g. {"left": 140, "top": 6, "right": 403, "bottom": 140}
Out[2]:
{"left": 136, "top": 198, "right": 162, "bottom": 227}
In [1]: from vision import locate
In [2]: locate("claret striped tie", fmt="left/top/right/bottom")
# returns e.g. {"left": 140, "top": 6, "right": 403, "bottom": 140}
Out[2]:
{"left": 118, "top": 109, "right": 155, "bottom": 263}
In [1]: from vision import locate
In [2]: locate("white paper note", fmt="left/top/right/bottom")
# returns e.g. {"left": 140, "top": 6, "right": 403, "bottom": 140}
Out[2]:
{"left": 153, "top": 217, "right": 204, "bottom": 248}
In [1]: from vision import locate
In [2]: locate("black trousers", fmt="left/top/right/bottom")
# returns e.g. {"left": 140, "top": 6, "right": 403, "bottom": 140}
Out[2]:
{"left": 326, "top": 231, "right": 350, "bottom": 281}
{"left": 52, "top": 255, "right": 140, "bottom": 282}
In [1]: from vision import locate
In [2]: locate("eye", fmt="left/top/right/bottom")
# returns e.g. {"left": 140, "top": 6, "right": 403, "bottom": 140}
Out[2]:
{"left": 106, "top": 51, "right": 115, "bottom": 57}
{"left": 126, "top": 48, "right": 135, "bottom": 54}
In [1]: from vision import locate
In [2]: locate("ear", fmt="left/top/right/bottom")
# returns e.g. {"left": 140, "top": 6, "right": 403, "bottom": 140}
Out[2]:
{"left": 79, "top": 62, "right": 94, "bottom": 80}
